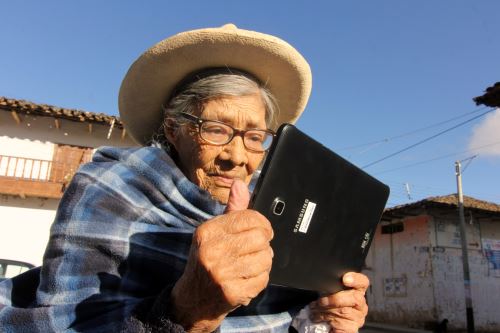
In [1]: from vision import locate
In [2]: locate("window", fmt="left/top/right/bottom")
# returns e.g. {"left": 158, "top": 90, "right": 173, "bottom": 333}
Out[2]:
{"left": 381, "top": 222, "right": 404, "bottom": 234}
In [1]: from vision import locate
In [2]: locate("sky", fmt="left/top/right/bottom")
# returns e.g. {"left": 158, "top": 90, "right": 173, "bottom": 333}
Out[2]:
{"left": 1, "top": 1, "right": 499, "bottom": 207}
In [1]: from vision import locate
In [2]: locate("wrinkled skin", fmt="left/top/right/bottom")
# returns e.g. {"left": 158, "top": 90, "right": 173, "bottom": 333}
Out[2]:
{"left": 165, "top": 94, "right": 267, "bottom": 204}
{"left": 166, "top": 95, "right": 369, "bottom": 333}
{"left": 170, "top": 180, "right": 273, "bottom": 332}
{"left": 310, "top": 273, "right": 369, "bottom": 333}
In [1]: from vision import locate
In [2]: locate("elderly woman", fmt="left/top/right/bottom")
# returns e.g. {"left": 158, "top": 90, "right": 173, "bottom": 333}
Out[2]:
{"left": 0, "top": 25, "right": 368, "bottom": 333}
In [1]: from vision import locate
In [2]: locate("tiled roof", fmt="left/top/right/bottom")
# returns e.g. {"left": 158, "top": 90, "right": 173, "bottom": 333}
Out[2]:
{"left": 0, "top": 96, "right": 124, "bottom": 128}
{"left": 386, "top": 194, "right": 500, "bottom": 214}
{"left": 473, "top": 82, "right": 500, "bottom": 107}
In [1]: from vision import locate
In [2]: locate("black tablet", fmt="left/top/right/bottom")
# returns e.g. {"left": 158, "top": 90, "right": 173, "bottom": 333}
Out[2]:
{"left": 249, "top": 124, "right": 389, "bottom": 293}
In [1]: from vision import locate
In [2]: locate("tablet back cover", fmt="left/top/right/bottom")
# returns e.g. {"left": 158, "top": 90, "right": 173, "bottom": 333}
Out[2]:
{"left": 250, "top": 124, "right": 389, "bottom": 293}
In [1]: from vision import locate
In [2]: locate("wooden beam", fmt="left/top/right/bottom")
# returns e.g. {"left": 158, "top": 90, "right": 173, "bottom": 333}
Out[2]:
{"left": 11, "top": 111, "right": 21, "bottom": 125}
{"left": 54, "top": 118, "right": 60, "bottom": 129}
{"left": 0, "top": 177, "right": 63, "bottom": 199}
{"left": 121, "top": 128, "right": 127, "bottom": 140}
{"left": 107, "top": 118, "right": 116, "bottom": 139}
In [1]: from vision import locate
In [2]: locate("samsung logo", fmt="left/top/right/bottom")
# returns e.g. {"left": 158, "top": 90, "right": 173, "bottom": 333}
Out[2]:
{"left": 293, "top": 199, "right": 316, "bottom": 234}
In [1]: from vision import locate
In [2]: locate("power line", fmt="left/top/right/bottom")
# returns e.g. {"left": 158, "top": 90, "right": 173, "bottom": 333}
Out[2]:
{"left": 373, "top": 139, "right": 500, "bottom": 174}
{"left": 338, "top": 106, "right": 487, "bottom": 151}
{"left": 387, "top": 181, "right": 450, "bottom": 194}
{"left": 387, "top": 188, "right": 500, "bottom": 207}
{"left": 385, "top": 180, "right": 500, "bottom": 208}
{"left": 459, "top": 155, "right": 478, "bottom": 173}
{"left": 362, "top": 108, "right": 496, "bottom": 169}
{"left": 385, "top": 176, "right": 500, "bottom": 202}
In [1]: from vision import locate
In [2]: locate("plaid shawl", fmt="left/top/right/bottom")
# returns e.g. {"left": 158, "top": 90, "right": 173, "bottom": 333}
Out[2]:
{"left": 0, "top": 147, "right": 316, "bottom": 333}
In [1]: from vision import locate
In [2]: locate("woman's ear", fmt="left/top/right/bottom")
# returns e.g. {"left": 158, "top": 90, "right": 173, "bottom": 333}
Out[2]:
{"left": 163, "top": 118, "right": 179, "bottom": 149}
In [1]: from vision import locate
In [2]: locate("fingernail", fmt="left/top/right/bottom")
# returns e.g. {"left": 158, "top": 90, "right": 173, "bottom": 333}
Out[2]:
{"left": 343, "top": 274, "right": 354, "bottom": 284}
{"left": 319, "top": 297, "right": 329, "bottom": 306}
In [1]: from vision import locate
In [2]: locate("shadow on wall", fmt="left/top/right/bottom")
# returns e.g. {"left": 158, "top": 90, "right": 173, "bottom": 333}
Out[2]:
{"left": 0, "top": 196, "right": 60, "bottom": 210}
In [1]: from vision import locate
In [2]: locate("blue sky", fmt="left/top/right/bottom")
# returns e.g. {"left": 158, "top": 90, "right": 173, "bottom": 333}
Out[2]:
{"left": 1, "top": 1, "right": 499, "bottom": 206}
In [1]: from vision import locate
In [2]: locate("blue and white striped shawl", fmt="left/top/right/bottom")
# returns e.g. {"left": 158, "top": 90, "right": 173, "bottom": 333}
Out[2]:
{"left": 0, "top": 147, "right": 315, "bottom": 333}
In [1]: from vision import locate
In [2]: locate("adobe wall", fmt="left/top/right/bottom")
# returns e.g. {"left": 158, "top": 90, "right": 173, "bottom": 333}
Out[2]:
{"left": 365, "top": 215, "right": 436, "bottom": 326}
{"left": 366, "top": 210, "right": 500, "bottom": 331}
{"left": 429, "top": 213, "right": 500, "bottom": 331}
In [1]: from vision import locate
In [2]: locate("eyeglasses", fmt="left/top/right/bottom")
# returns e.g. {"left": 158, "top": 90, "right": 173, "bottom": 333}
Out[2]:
{"left": 179, "top": 112, "right": 275, "bottom": 152}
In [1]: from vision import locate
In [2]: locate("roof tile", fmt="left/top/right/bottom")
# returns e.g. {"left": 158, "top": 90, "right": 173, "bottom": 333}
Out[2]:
{"left": 0, "top": 96, "right": 124, "bottom": 128}
{"left": 386, "top": 194, "right": 500, "bottom": 213}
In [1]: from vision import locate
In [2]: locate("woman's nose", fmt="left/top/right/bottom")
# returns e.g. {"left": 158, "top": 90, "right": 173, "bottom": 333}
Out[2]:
{"left": 222, "top": 135, "right": 248, "bottom": 166}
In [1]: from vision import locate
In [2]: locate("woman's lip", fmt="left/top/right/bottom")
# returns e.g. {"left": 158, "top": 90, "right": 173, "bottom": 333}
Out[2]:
{"left": 212, "top": 175, "right": 236, "bottom": 187}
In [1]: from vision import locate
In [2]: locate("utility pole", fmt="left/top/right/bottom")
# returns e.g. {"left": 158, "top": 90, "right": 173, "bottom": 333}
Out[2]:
{"left": 455, "top": 160, "right": 475, "bottom": 333}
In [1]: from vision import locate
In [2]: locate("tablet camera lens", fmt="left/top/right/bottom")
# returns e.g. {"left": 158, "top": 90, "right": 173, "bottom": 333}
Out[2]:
{"left": 273, "top": 199, "right": 285, "bottom": 215}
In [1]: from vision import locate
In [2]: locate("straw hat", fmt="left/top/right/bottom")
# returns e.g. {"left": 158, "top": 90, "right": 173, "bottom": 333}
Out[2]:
{"left": 119, "top": 24, "right": 312, "bottom": 145}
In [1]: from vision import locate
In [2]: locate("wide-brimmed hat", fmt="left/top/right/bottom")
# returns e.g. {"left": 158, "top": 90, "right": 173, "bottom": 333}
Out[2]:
{"left": 119, "top": 23, "right": 312, "bottom": 145}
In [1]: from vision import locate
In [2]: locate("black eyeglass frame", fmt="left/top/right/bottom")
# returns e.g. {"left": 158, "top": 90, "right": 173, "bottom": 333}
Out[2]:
{"left": 178, "top": 112, "right": 276, "bottom": 152}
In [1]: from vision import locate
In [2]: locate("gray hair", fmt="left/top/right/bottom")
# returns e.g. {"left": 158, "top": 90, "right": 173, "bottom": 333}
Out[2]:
{"left": 153, "top": 72, "right": 279, "bottom": 149}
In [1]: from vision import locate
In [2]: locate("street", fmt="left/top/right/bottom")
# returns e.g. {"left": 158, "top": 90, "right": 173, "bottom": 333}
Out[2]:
{"left": 360, "top": 323, "right": 431, "bottom": 333}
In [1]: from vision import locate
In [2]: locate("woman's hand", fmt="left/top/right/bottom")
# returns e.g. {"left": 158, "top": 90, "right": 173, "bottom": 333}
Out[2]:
{"left": 309, "top": 272, "right": 369, "bottom": 333}
{"left": 170, "top": 180, "right": 273, "bottom": 333}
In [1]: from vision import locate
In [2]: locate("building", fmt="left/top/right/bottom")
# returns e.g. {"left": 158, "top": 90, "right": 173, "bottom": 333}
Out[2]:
{"left": 365, "top": 195, "right": 500, "bottom": 332}
{"left": 0, "top": 96, "right": 137, "bottom": 270}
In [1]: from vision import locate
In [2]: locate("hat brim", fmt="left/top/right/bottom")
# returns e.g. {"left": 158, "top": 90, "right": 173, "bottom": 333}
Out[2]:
{"left": 119, "top": 24, "right": 312, "bottom": 145}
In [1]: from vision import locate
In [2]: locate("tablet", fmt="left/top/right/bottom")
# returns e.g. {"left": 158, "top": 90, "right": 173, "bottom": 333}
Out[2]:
{"left": 249, "top": 124, "right": 389, "bottom": 293}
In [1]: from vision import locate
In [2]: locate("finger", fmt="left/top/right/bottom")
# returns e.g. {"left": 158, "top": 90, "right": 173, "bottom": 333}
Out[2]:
{"left": 238, "top": 270, "right": 270, "bottom": 299}
{"left": 225, "top": 179, "right": 250, "bottom": 212}
{"left": 342, "top": 272, "right": 369, "bottom": 291}
{"left": 222, "top": 210, "right": 273, "bottom": 239}
{"left": 224, "top": 228, "right": 273, "bottom": 255}
{"left": 312, "top": 307, "right": 365, "bottom": 322}
{"left": 222, "top": 270, "right": 270, "bottom": 306}
{"left": 312, "top": 290, "right": 362, "bottom": 309}
{"left": 325, "top": 310, "right": 364, "bottom": 333}
{"left": 310, "top": 308, "right": 342, "bottom": 322}
{"left": 329, "top": 318, "right": 361, "bottom": 333}
{"left": 195, "top": 210, "right": 272, "bottom": 245}
{"left": 221, "top": 247, "right": 273, "bottom": 279}
{"left": 310, "top": 310, "right": 363, "bottom": 333}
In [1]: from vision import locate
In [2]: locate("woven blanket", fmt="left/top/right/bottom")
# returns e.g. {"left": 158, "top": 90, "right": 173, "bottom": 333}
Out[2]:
{"left": 0, "top": 147, "right": 315, "bottom": 332}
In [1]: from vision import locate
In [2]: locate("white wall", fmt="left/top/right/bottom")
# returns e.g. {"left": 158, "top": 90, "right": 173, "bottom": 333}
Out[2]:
{"left": 0, "top": 136, "right": 54, "bottom": 160}
{"left": 0, "top": 137, "right": 54, "bottom": 179}
{"left": 0, "top": 195, "right": 58, "bottom": 266}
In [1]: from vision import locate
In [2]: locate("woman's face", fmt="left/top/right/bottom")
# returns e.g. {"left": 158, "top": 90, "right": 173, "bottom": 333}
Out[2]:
{"left": 166, "top": 93, "right": 268, "bottom": 204}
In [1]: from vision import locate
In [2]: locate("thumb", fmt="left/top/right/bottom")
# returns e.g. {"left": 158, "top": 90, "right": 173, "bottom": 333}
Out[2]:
{"left": 224, "top": 179, "right": 250, "bottom": 213}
